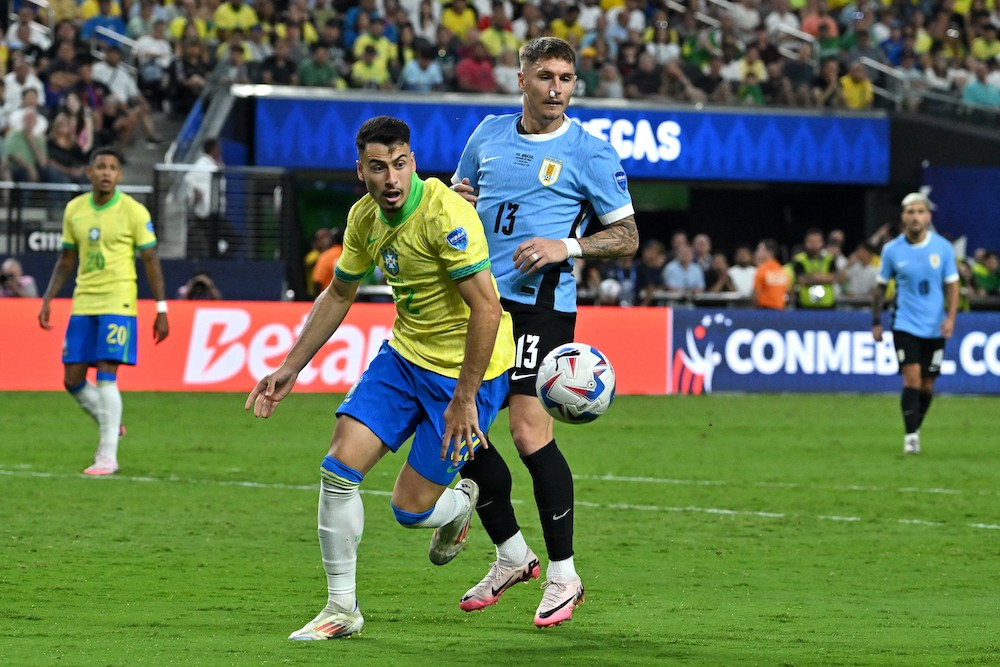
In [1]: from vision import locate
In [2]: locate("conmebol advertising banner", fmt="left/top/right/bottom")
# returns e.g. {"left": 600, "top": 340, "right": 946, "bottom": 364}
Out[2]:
{"left": 670, "top": 309, "right": 1000, "bottom": 395}
{"left": 252, "top": 95, "right": 889, "bottom": 184}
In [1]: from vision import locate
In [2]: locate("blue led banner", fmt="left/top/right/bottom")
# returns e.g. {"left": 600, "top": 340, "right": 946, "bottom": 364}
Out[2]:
{"left": 252, "top": 94, "right": 889, "bottom": 184}
{"left": 670, "top": 309, "right": 1000, "bottom": 395}
{"left": 922, "top": 166, "right": 1000, "bottom": 254}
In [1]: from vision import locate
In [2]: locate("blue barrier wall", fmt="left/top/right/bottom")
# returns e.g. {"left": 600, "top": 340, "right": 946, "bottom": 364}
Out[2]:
{"left": 251, "top": 94, "right": 890, "bottom": 185}
{"left": 671, "top": 309, "right": 1000, "bottom": 395}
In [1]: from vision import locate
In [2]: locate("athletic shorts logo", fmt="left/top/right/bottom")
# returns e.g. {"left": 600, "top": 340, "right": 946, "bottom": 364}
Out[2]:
{"left": 538, "top": 158, "right": 562, "bottom": 187}
{"left": 510, "top": 371, "right": 536, "bottom": 381}
{"left": 614, "top": 170, "right": 628, "bottom": 192}
{"left": 446, "top": 228, "right": 468, "bottom": 251}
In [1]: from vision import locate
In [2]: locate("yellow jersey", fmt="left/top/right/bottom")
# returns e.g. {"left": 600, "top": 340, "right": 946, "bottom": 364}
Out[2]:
{"left": 61, "top": 190, "right": 157, "bottom": 316}
{"left": 335, "top": 176, "right": 514, "bottom": 381}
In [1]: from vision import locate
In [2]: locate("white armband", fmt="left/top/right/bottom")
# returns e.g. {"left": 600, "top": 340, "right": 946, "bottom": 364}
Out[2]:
{"left": 156, "top": 300, "right": 168, "bottom": 314}
{"left": 562, "top": 238, "right": 583, "bottom": 258}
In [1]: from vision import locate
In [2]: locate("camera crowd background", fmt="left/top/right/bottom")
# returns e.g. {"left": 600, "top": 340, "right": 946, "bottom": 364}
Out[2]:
{"left": 1, "top": 0, "right": 999, "bottom": 304}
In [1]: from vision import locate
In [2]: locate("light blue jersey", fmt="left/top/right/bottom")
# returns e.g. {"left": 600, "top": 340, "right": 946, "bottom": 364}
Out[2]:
{"left": 453, "top": 114, "right": 634, "bottom": 313}
{"left": 877, "top": 231, "right": 959, "bottom": 338}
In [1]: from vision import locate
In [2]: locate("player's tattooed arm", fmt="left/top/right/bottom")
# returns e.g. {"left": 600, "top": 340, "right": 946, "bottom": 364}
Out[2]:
{"left": 579, "top": 215, "right": 639, "bottom": 259}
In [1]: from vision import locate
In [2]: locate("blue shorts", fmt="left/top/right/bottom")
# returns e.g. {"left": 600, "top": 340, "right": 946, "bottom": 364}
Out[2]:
{"left": 337, "top": 341, "right": 509, "bottom": 486}
{"left": 63, "top": 314, "right": 138, "bottom": 366}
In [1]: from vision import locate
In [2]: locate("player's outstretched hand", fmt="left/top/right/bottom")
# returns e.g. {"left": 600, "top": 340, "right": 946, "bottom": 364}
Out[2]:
{"left": 941, "top": 318, "right": 955, "bottom": 339}
{"left": 153, "top": 313, "right": 169, "bottom": 344}
{"left": 246, "top": 368, "right": 298, "bottom": 418}
{"left": 38, "top": 302, "right": 52, "bottom": 330}
{"left": 451, "top": 178, "right": 478, "bottom": 206}
{"left": 513, "top": 237, "right": 569, "bottom": 273}
{"left": 440, "top": 397, "right": 486, "bottom": 467}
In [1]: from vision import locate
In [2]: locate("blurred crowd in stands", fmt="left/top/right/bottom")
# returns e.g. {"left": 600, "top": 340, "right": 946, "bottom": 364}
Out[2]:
{"left": 2, "top": 0, "right": 999, "bottom": 306}
{"left": 1, "top": 0, "right": 998, "bottom": 184}
{"left": 578, "top": 225, "right": 1000, "bottom": 309}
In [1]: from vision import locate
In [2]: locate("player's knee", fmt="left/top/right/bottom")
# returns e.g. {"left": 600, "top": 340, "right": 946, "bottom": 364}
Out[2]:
{"left": 391, "top": 503, "right": 432, "bottom": 528}
{"left": 65, "top": 379, "right": 86, "bottom": 394}
{"left": 510, "top": 428, "right": 548, "bottom": 456}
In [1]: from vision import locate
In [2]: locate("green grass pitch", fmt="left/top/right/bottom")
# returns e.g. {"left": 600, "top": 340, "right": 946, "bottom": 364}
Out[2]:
{"left": 1, "top": 391, "right": 997, "bottom": 666}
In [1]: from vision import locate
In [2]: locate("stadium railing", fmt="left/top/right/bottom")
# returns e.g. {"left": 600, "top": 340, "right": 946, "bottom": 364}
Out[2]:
{"left": 150, "top": 164, "right": 295, "bottom": 263}
{"left": 860, "top": 56, "right": 1000, "bottom": 126}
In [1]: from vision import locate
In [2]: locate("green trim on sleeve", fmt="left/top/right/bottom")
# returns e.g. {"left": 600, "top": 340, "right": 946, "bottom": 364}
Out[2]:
{"left": 448, "top": 258, "right": 490, "bottom": 281}
{"left": 334, "top": 265, "right": 371, "bottom": 283}
{"left": 62, "top": 242, "right": 77, "bottom": 250}
{"left": 137, "top": 241, "right": 157, "bottom": 251}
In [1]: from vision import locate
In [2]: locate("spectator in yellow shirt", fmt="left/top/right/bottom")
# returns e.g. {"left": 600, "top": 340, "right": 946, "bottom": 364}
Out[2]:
{"left": 353, "top": 16, "right": 398, "bottom": 69}
{"left": 214, "top": 0, "right": 260, "bottom": 42}
{"left": 351, "top": 44, "right": 394, "bottom": 89}
{"left": 840, "top": 61, "right": 873, "bottom": 110}
{"left": 480, "top": 2, "right": 520, "bottom": 58}
{"left": 550, "top": 5, "right": 587, "bottom": 45}
{"left": 79, "top": 0, "right": 122, "bottom": 21}
{"left": 971, "top": 24, "right": 1000, "bottom": 62}
{"left": 169, "top": 0, "right": 209, "bottom": 43}
{"left": 441, "top": 0, "right": 478, "bottom": 43}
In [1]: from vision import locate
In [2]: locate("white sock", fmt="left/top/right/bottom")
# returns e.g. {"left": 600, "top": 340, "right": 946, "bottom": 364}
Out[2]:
{"left": 95, "top": 382, "right": 123, "bottom": 462}
{"left": 70, "top": 381, "right": 101, "bottom": 423}
{"left": 413, "top": 486, "right": 465, "bottom": 528}
{"left": 547, "top": 556, "right": 577, "bottom": 580}
{"left": 318, "top": 480, "right": 364, "bottom": 613}
{"left": 496, "top": 531, "right": 529, "bottom": 566}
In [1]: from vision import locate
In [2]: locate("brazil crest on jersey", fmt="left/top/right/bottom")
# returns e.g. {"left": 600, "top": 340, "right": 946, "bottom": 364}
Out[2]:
{"left": 61, "top": 190, "right": 157, "bottom": 316}
{"left": 453, "top": 114, "right": 634, "bottom": 313}
{"left": 877, "top": 231, "right": 959, "bottom": 338}
{"left": 335, "top": 175, "right": 514, "bottom": 380}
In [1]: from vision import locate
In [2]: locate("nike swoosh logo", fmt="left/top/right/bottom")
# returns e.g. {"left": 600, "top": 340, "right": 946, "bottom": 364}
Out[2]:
{"left": 481, "top": 156, "right": 502, "bottom": 163}
{"left": 491, "top": 573, "right": 520, "bottom": 596}
{"left": 537, "top": 591, "right": 581, "bottom": 618}
{"left": 366, "top": 236, "right": 379, "bottom": 245}
{"left": 510, "top": 372, "right": 536, "bottom": 381}
{"left": 552, "top": 508, "right": 571, "bottom": 521}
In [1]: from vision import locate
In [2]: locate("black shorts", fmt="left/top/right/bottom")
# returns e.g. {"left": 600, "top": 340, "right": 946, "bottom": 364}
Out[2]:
{"left": 502, "top": 298, "right": 576, "bottom": 396}
{"left": 893, "top": 330, "right": 945, "bottom": 376}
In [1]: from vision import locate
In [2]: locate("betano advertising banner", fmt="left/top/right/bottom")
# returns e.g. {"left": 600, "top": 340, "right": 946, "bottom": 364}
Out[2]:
{"left": 670, "top": 309, "right": 1000, "bottom": 395}
{"left": 253, "top": 95, "right": 889, "bottom": 184}
{"left": 0, "top": 300, "right": 668, "bottom": 394}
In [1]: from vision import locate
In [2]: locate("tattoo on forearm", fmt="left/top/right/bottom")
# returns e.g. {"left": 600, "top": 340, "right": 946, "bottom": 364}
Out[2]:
{"left": 580, "top": 218, "right": 639, "bottom": 259}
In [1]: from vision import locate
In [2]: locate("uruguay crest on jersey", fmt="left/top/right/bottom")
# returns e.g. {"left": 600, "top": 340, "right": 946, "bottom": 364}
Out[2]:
{"left": 538, "top": 157, "right": 562, "bottom": 186}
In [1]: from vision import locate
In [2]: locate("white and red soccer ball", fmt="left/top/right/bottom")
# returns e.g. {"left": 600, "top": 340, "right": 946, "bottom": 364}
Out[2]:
{"left": 535, "top": 343, "right": 616, "bottom": 424}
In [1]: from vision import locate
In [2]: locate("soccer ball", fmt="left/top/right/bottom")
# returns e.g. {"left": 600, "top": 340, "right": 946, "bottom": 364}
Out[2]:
{"left": 535, "top": 343, "right": 616, "bottom": 424}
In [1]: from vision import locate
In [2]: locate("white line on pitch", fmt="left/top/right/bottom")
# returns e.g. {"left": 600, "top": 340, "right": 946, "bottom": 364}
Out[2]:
{"left": 576, "top": 473, "right": 992, "bottom": 497}
{"left": 2, "top": 466, "right": 997, "bottom": 531}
